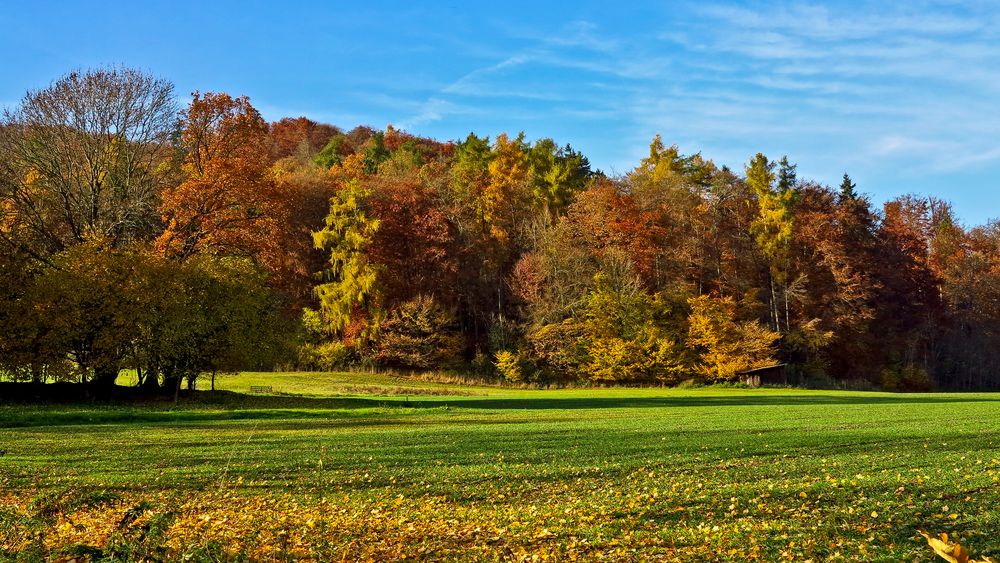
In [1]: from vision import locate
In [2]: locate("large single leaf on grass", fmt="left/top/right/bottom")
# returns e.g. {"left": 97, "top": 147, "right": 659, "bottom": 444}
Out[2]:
{"left": 919, "top": 530, "right": 998, "bottom": 563}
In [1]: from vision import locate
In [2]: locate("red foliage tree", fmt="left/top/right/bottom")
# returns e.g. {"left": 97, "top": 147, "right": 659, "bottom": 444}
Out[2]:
{"left": 365, "top": 175, "right": 459, "bottom": 307}
{"left": 564, "top": 180, "right": 668, "bottom": 287}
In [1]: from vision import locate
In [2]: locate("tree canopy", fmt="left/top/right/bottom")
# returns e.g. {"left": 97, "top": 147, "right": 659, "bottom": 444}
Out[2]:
{"left": 3, "top": 66, "right": 1000, "bottom": 392}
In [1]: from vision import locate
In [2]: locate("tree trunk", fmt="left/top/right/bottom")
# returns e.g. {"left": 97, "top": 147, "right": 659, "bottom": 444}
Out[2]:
{"left": 784, "top": 283, "right": 790, "bottom": 335}
{"left": 141, "top": 370, "right": 161, "bottom": 392}
{"left": 769, "top": 277, "right": 780, "bottom": 332}
{"left": 91, "top": 366, "right": 119, "bottom": 388}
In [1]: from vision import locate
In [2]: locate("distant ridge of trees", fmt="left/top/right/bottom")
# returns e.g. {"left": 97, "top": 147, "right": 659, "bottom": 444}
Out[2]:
{"left": 2, "top": 66, "right": 999, "bottom": 393}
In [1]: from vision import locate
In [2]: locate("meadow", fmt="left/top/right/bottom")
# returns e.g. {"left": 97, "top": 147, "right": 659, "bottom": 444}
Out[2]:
{"left": 3, "top": 373, "right": 1000, "bottom": 561}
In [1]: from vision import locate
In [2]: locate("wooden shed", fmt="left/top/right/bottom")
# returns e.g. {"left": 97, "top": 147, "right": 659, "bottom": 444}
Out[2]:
{"left": 736, "top": 363, "right": 787, "bottom": 387}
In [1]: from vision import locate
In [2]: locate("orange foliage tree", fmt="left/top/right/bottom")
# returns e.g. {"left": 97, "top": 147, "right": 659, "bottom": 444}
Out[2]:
{"left": 157, "top": 92, "right": 286, "bottom": 270}
{"left": 269, "top": 117, "right": 340, "bottom": 159}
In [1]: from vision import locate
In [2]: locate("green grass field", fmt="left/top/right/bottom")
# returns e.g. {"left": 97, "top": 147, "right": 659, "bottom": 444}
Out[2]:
{"left": 3, "top": 373, "right": 1000, "bottom": 561}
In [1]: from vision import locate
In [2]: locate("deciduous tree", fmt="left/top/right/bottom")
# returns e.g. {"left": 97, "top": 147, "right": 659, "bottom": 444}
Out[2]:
{"left": 0, "top": 67, "right": 176, "bottom": 261}
{"left": 157, "top": 92, "right": 284, "bottom": 267}
{"left": 687, "top": 294, "right": 780, "bottom": 380}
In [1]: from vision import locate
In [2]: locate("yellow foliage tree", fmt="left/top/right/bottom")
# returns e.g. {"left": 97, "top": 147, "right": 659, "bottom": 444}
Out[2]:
{"left": 687, "top": 294, "right": 780, "bottom": 381}
{"left": 313, "top": 180, "right": 381, "bottom": 335}
{"left": 746, "top": 153, "right": 795, "bottom": 332}
{"left": 484, "top": 132, "right": 529, "bottom": 241}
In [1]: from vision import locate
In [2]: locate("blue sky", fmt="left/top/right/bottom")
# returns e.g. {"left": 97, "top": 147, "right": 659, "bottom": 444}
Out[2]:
{"left": 3, "top": 1, "right": 1000, "bottom": 224}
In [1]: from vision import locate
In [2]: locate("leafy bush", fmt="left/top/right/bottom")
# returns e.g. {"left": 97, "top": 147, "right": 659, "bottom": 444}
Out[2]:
{"left": 493, "top": 350, "right": 524, "bottom": 383}
{"left": 526, "top": 320, "right": 589, "bottom": 380}
{"left": 880, "top": 364, "right": 932, "bottom": 392}
{"left": 468, "top": 351, "right": 495, "bottom": 378}
{"left": 493, "top": 350, "right": 541, "bottom": 383}
{"left": 583, "top": 328, "right": 689, "bottom": 384}
{"left": 298, "top": 341, "right": 353, "bottom": 371}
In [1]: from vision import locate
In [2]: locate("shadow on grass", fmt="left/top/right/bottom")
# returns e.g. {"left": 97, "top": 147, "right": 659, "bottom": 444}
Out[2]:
{"left": 4, "top": 388, "right": 1000, "bottom": 428}
{"left": 213, "top": 390, "right": 1000, "bottom": 411}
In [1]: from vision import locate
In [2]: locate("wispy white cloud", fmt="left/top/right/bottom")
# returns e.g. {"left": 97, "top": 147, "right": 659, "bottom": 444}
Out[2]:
{"left": 442, "top": 55, "right": 531, "bottom": 96}
{"left": 396, "top": 97, "right": 464, "bottom": 130}
{"left": 541, "top": 20, "right": 622, "bottom": 53}
{"left": 392, "top": 2, "right": 1000, "bottom": 219}
{"left": 498, "top": 19, "right": 622, "bottom": 54}
{"left": 629, "top": 1, "right": 1000, "bottom": 186}
{"left": 698, "top": 3, "right": 986, "bottom": 41}
{"left": 871, "top": 135, "right": 948, "bottom": 157}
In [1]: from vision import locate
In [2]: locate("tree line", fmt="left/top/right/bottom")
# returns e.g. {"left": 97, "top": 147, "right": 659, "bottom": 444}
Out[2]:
{"left": 1, "top": 66, "right": 997, "bottom": 392}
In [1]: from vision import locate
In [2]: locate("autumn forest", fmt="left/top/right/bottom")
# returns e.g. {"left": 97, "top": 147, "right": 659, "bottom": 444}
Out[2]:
{"left": 1, "top": 66, "right": 997, "bottom": 393}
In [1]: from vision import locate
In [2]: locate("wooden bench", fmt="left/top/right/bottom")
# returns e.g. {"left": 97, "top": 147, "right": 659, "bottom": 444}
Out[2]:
{"left": 249, "top": 385, "right": 272, "bottom": 393}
